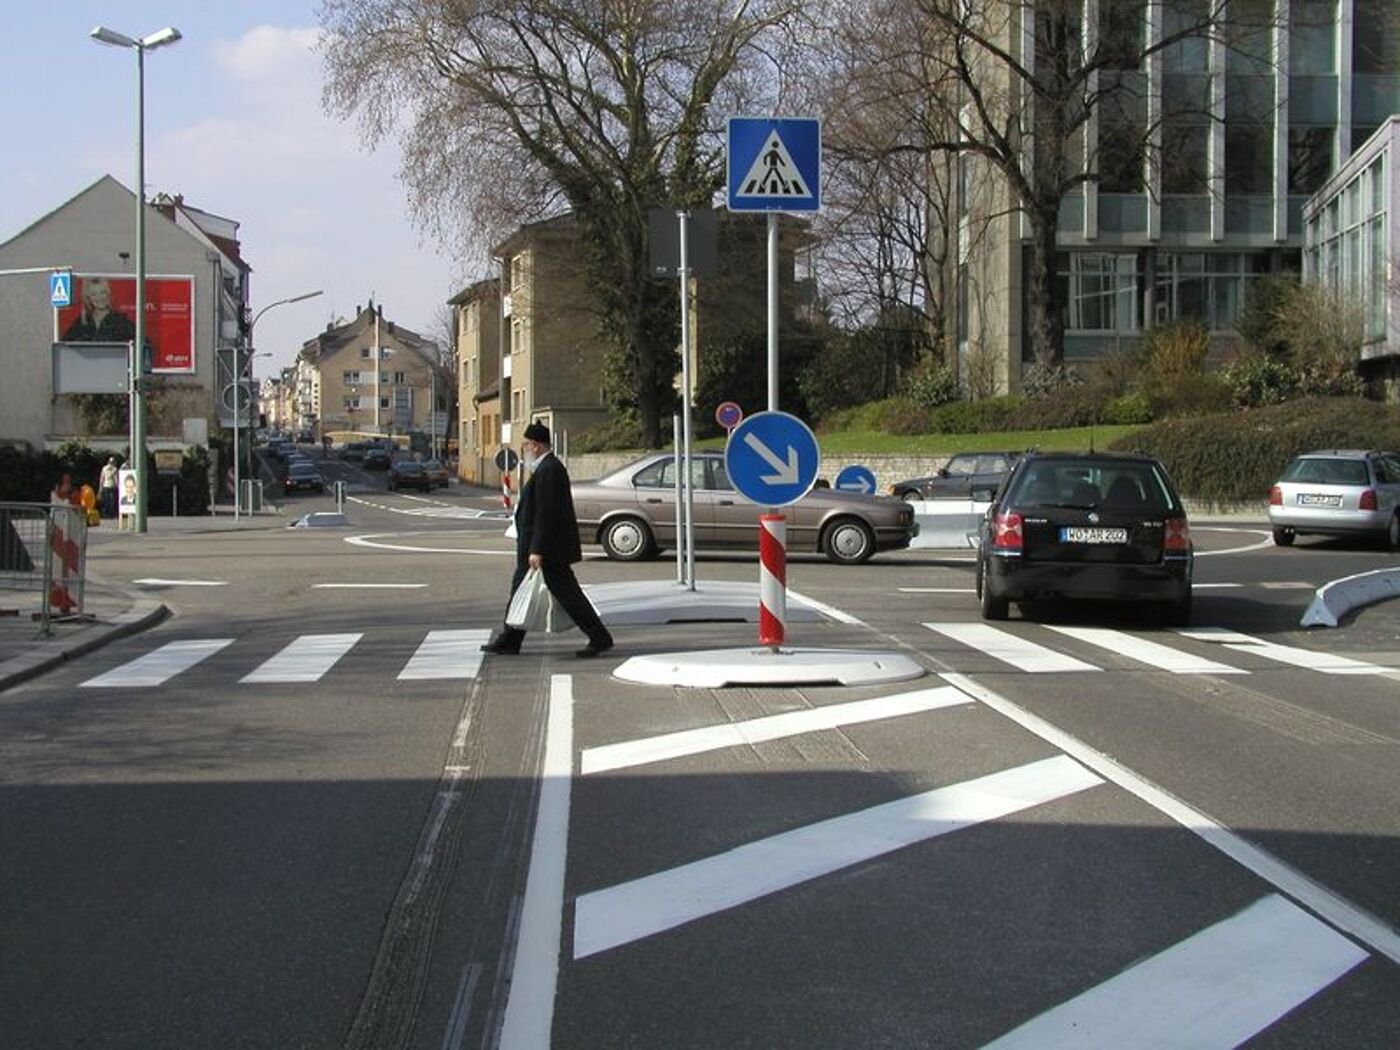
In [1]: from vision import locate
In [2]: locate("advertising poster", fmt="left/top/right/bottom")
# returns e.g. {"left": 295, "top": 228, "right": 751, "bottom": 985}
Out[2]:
{"left": 117, "top": 468, "right": 138, "bottom": 519}
{"left": 54, "top": 274, "right": 195, "bottom": 373}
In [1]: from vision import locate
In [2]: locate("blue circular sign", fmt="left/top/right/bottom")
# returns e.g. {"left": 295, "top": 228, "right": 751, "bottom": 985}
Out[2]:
{"left": 724, "top": 411, "right": 820, "bottom": 507}
{"left": 834, "top": 465, "right": 878, "bottom": 496}
{"left": 715, "top": 400, "right": 744, "bottom": 430}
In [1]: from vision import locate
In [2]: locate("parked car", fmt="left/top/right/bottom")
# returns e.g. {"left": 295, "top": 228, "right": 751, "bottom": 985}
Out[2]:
{"left": 975, "top": 451, "right": 1193, "bottom": 623}
{"left": 889, "top": 451, "right": 1022, "bottom": 500}
{"left": 421, "top": 459, "right": 451, "bottom": 489}
{"left": 571, "top": 450, "right": 918, "bottom": 565}
{"left": 363, "top": 447, "right": 392, "bottom": 470}
{"left": 283, "top": 461, "right": 325, "bottom": 494}
{"left": 1267, "top": 449, "right": 1400, "bottom": 548}
{"left": 388, "top": 460, "right": 431, "bottom": 492}
{"left": 340, "top": 441, "right": 368, "bottom": 462}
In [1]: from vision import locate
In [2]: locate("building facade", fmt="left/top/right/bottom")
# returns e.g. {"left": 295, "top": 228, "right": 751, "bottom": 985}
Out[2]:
{"left": 0, "top": 175, "right": 248, "bottom": 452}
{"left": 952, "top": 0, "right": 1400, "bottom": 391}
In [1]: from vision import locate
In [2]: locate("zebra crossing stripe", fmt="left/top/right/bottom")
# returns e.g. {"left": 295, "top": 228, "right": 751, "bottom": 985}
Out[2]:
{"left": 240, "top": 633, "right": 363, "bottom": 683}
{"left": 923, "top": 623, "right": 1100, "bottom": 673}
{"left": 1043, "top": 625, "right": 1247, "bottom": 675}
{"left": 984, "top": 894, "right": 1367, "bottom": 1049}
{"left": 79, "top": 639, "right": 234, "bottom": 688}
{"left": 398, "top": 629, "right": 491, "bottom": 680}
{"left": 580, "top": 686, "right": 974, "bottom": 775}
{"left": 572, "top": 755, "right": 1103, "bottom": 959}
{"left": 1178, "top": 627, "right": 1391, "bottom": 675}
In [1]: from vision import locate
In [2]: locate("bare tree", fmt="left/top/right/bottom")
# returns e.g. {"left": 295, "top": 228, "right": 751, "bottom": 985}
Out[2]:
{"left": 319, "top": 0, "right": 801, "bottom": 446}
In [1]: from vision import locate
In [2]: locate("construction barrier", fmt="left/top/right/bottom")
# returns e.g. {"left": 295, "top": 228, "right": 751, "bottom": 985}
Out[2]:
{"left": 0, "top": 502, "right": 88, "bottom": 632}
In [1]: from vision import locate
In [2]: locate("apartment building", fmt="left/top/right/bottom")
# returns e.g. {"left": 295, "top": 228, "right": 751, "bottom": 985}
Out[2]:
{"left": 951, "top": 0, "right": 1400, "bottom": 391}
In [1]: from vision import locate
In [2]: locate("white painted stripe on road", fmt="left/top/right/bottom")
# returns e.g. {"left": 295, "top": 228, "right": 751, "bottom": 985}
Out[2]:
{"left": 132, "top": 578, "right": 228, "bottom": 587}
{"left": 923, "top": 623, "right": 1100, "bottom": 673}
{"left": 80, "top": 638, "right": 234, "bottom": 688}
{"left": 311, "top": 582, "right": 429, "bottom": 589}
{"left": 788, "top": 588, "right": 863, "bottom": 625}
{"left": 1043, "top": 626, "right": 1247, "bottom": 675}
{"left": 500, "top": 674, "right": 573, "bottom": 1050}
{"left": 581, "top": 685, "right": 975, "bottom": 775}
{"left": 398, "top": 629, "right": 490, "bottom": 680}
{"left": 898, "top": 587, "right": 976, "bottom": 593}
{"left": 240, "top": 633, "right": 362, "bottom": 683}
{"left": 1191, "top": 582, "right": 1243, "bottom": 589}
{"left": 943, "top": 671, "right": 1400, "bottom": 965}
{"left": 572, "top": 755, "right": 1103, "bottom": 959}
{"left": 984, "top": 894, "right": 1367, "bottom": 1049}
{"left": 1178, "top": 627, "right": 1391, "bottom": 674}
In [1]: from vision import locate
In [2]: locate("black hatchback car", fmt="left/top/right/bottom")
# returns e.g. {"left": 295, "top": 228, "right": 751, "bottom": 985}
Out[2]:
{"left": 975, "top": 451, "right": 1193, "bottom": 624}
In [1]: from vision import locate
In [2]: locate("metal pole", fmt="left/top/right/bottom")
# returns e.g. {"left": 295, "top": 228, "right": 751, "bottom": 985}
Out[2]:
{"left": 233, "top": 337, "right": 242, "bottom": 519}
{"left": 678, "top": 210, "right": 696, "bottom": 591}
{"left": 133, "top": 45, "right": 148, "bottom": 533}
{"left": 767, "top": 211, "right": 778, "bottom": 412}
{"left": 673, "top": 415, "right": 684, "bottom": 586}
{"left": 374, "top": 308, "right": 381, "bottom": 432}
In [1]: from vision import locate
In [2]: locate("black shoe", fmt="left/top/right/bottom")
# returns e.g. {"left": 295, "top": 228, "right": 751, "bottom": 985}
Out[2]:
{"left": 481, "top": 640, "right": 521, "bottom": 655}
{"left": 575, "top": 638, "right": 614, "bottom": 659}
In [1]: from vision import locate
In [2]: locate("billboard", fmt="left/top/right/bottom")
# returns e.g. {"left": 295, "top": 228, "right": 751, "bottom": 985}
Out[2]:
{"left": 53, "top": 274, "right": 195, "bottom": 374}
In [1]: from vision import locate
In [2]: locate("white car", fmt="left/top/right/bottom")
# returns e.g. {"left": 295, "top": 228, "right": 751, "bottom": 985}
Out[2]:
{"left": 1268, "top": 449, "right": 1400, "bottom": 548}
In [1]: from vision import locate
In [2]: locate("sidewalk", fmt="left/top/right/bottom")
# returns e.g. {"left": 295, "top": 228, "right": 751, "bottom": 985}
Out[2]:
{"left": 0, "top": 508, "right": 286, "bottom": 691}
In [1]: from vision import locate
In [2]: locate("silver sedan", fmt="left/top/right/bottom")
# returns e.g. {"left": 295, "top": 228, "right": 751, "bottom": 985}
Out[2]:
{"left": 1268, "top": 449, "right": 1400, "bottom": 548}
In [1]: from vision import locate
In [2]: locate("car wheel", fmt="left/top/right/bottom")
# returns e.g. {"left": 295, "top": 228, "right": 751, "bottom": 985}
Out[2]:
{"left": 1271, "top": 527, "right": 1295, "bottom": 546}
{"left": 977, "top": 557, "right": 1008, "bottom": 620}
{"left": 601, "top": 516, "right": 656, "bottom": 561}
{"left": 823, "top": 518, "right": 875, "bottom": 565}
{"left": 1386, "top": 513, "right": 1400, "bottom": 551}
{"left": 896, "top": 488, "right": 921, "bottom": 501}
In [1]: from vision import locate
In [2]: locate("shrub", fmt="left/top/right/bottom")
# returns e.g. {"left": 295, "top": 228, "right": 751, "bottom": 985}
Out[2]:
{"left": 871, "top": 397, "right": 933, "bottom": 435}
{"left": 1101, "top": 391, "right": 1154, "bottom": 424}
{"left": 1004, "top": 385, "right": 1108, "bottom": 429}
{"left": 1107, "top": 397, "right": 1400, "bottom": 503}
{"left": 570, "top": 417, "right": 645, "bottom": 453}
{"left": 1020, "top": 363, "right": 1083, "bottom": 398}
{"left": 1234, "top": 272, "right": 1297, "bottom": 356}
{"left": 901, "top": 362, "right": 961, "bottom": 409}
{"left": 1142, "top": 322, "right": 1209, "bottom": 389}
{"left": 1146, "top": 373, "right": 1233, "bottom": 417}
{"left": 1221, "top": 353, "right": 1298, "bottom": 407}
{"left": 928, "top": 395, "right": 1023, "bottom": 434}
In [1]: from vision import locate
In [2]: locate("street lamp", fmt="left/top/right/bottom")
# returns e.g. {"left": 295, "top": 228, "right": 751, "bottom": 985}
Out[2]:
{"left": 235, "top": 290, "right": 323, "bottom": 519}
{"left": 91, "top": 24, "right": 182, "bottom": 534}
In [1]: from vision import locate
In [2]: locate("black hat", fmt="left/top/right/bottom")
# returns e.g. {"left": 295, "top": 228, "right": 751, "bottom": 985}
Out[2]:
{"left": 523, "top": 421, "right": 551, "bottom": 445}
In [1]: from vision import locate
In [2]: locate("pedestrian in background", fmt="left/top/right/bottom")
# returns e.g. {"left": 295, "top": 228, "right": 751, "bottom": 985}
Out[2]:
{"left": 99, "top": 456, "right": 119, "bottom": 518}
{"left": 482, "top": 421, "right": 614, "bottom": 658}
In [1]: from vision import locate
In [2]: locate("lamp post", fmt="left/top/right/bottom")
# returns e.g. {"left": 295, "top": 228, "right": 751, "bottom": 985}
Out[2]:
{"left": 236, "top": 290, "right": 322, "bottom": 519}
{"left": 91, "top": 24, "right": 181, "bottom": 534}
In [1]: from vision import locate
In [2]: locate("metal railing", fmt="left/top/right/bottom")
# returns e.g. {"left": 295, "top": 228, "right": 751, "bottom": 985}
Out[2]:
{"left": 0, "top": 502, "right": 89, "bottom": 633}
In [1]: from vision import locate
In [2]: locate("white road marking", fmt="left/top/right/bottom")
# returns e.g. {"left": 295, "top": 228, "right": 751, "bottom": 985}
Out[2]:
{"left": 898, "top": 587, "right": 976, "bottom": 593}
{"left": 80, "top": 639, "right": 234, "bottom": 688}
{"left": 500, "top": 674, "right": 573, "bottom": 1050}
{"left": 1177, "top": 627, "right": 1392, "bottom": 674}
{"left": 1043, "top": 625, "right": 1247, "bottom": 675}
{"left": 1191, "top": 582, "right": 1243, "bottom": 589}
{"left": 311, "top": 582, "right": 428, "bottom": 589}
{"left": 240, "top": 633, "right": 362, "bottom": 683}
{"left": 345, "top": 532, "right": 515, "bottom": 556}
{"left": 984, "top": 894, "right": 1367, "bottom": 1049}
{"left": 1192, "top": 527, "right": 1273, "bottom": 556}
{"left": 943, "top": 671, "right": 1400, "bottom": 965}
{"left": 580, "top": 685, "right": 974, "bottom": 775}
{"left": 132, "top": 578, "right": 228, "bottom": 587}
{"left": 572, "top": 755, "right": 1103, "bottom": 959}
{"left": 788, "top": 589, "right": 863, "bottom": 625}
{"left": 923, "top": 622, "right": 1100, "bottom": 673}
{"left": 398, "top": 629, "right": 490, "bottom": 680}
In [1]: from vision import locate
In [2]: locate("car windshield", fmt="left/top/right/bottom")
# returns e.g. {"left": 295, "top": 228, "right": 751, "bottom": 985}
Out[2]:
{"left": 1281, "top": 457, "right": 1369, "bottom": 486}
{"left": 1011, "top": 460, "right": 1176, "bottom": 512}
{"left": 396, "top": 463, "right": 423, "bottom": 473}
{"left": 289, "top": 464, "right": 318, "bottom": 475}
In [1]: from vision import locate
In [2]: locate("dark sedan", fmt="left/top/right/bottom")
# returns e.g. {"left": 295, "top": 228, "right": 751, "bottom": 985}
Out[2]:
{"left": 889, "top": 450, "right": 1021, "bottom": 500}
{"left": 572, "top": 450, "right": 918, "bottom": 565}
{"left": 421, "top": 459, "right": 451, "bottom": 489}
{"left": 388, "top": 460, "right": 431, "bottom": 492}
{"left": 283, "top": 461, "right": 325, "bottom": 494}
{"left": 976, "top": 451, "right": 1192, "bottom": 623}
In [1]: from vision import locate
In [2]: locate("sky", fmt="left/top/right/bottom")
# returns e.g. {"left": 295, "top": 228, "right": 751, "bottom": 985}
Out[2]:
{"left": 0, "top": 2, "right": 463, "bottom": 375}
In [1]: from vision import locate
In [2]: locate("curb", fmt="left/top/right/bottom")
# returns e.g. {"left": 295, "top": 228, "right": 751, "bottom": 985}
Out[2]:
{"left": 0, "top": 600, "right": 169, "bottom": 692}
{"left": 1301, "top": 568, "right": 1400, "bottom": 628}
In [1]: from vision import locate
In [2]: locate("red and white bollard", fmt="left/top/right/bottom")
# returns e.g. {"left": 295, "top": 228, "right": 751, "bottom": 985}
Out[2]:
{"left": 502, "top": 471, "right": 513, "bottom": 510}
{"left": 759, "top": 513, "right": 786, "bottom": 649}
{"left": 47, "top": 507, "right": 80, "bottom": 616}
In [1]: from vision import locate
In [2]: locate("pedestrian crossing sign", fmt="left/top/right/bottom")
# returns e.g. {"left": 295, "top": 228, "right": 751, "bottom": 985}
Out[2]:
{"left": 727, "top": 117, "right": 821, "bottom": 212}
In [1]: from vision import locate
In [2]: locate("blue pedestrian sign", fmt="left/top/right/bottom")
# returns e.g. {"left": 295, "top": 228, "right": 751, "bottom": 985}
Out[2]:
{"left": 50, "top": 271, "right": 72, "bottom": 308}
{"left": 727, "top": 117, "right": 821, "bottom": 213}
{"left": 835, "top": 465, "right": 878, "bottom": 496}
{"left": 725, "top": 411, "right": 820, "bottom": 507}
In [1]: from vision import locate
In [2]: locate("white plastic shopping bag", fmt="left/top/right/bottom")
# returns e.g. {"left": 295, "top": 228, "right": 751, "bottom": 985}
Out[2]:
{"left": 504, "top": 567, "right": 576, "bottom": 633}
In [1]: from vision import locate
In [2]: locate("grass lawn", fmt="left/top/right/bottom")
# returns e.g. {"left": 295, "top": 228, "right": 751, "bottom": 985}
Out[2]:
{"left": 693, "top": 423, "right": 1145, "bottom": 455}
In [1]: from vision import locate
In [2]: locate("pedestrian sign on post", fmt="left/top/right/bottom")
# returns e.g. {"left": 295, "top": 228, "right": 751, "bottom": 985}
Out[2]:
{"left": 835, "top": 465, "right": 878, "bottom": 495}
{"left": 725, "top": 411, "right": 820, "bottom": 507}
{"left": 50, "top": 271, "right": 72, "bottom": 308}
{"left": 727, "top": 118, "right": 821, "bottom": 213}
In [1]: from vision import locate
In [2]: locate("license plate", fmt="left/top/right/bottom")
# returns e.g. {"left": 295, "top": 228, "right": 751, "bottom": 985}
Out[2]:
{"left": 1059, "top": 526, "right": 1128, "bottom": 544}
{"left": 1298, "top": 493, "right": 1342, "bottom": 507}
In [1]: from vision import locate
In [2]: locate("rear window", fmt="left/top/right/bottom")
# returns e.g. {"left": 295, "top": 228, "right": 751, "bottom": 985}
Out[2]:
{"left": 1010, "top": 460, "right": 1179, "bottom": 512}
{"left": 1281, "top": 457, "right": 1369, "bottom": 486}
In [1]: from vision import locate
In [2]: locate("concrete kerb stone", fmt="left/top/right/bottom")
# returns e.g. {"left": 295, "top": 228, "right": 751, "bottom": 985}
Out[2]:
{"left": 0, "top": 599, "right": 168, "bottom": 691}
{"left": 1301, "top": 568, "right": 1400, "bottom": 628}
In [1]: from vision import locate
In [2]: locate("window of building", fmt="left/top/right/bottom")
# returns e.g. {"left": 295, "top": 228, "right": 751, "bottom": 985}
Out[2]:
{"left": 1225, "top": 0, "right": 1273, "bottom": 76}
{"left": 512, "top": 388, "right": 525, "bottom": 422}
{"left": 1354, "top": 0, "right": 1400, "bottom": 75}
{"left": 1303, "top": 151, "right": 1388, "bottom": 340}
{"left": 1288, "top": 126, "right": 1333, "bottom": 194}
{"left": 501, "top": 378, "right": 511, "bottom": 421}
{"left": 1100, "top": 2, "right": 1144, "bottom": 69}
{"left": 1099, "top": 123, "right": 1145, "bottom": 193}
{"left": 1292, "top": 0, "right": 1336, "bottom": 74}
{"left": 1155, "top": 253, "right": 1264, "bottom": 330}
{"left": 511, "top": 254, "right": 527, "bottom": 293}
{"left": 1226, "top": 124, "right": 1274, "bottom": 193}
{"left": 1162, "top": 0, "right": 1210, "bottom": 73}
{"left": 1161, "top": 123, "right": 1210, "bottom": 193}
{"left": 1064, "top": 253, "right": 1139, "bottom": 332}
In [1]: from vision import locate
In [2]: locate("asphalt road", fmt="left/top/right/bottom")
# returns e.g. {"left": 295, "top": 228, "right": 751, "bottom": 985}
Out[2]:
{"left": 1, "top": 469, "right": 1397, "bottom": 1048}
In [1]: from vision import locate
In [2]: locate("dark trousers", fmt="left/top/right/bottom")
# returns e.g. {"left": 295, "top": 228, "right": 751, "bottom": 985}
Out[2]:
{"left": 495, "top": 561, "right": 612, "bottom": 648}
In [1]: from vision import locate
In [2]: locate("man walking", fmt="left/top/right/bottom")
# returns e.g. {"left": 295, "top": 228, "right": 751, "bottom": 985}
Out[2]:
{"left": 98, "top": 457, "right": 119, "bottom": 519}
{"left": 482, "top": 421, "right": 614, "bottom": 658}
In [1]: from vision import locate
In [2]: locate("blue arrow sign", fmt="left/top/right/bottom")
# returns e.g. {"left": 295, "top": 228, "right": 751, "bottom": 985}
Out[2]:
{"left": 725, "top": 411, "right": 820, "bottom": 507}
{"left": 50, "top": 271, "right": 72, "bottom": 308}
{"left": 727, "top": 117, "right": 821, "bottom": 213}
{"left": 835, "top": 465, "right": 878, "bottom": 495}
